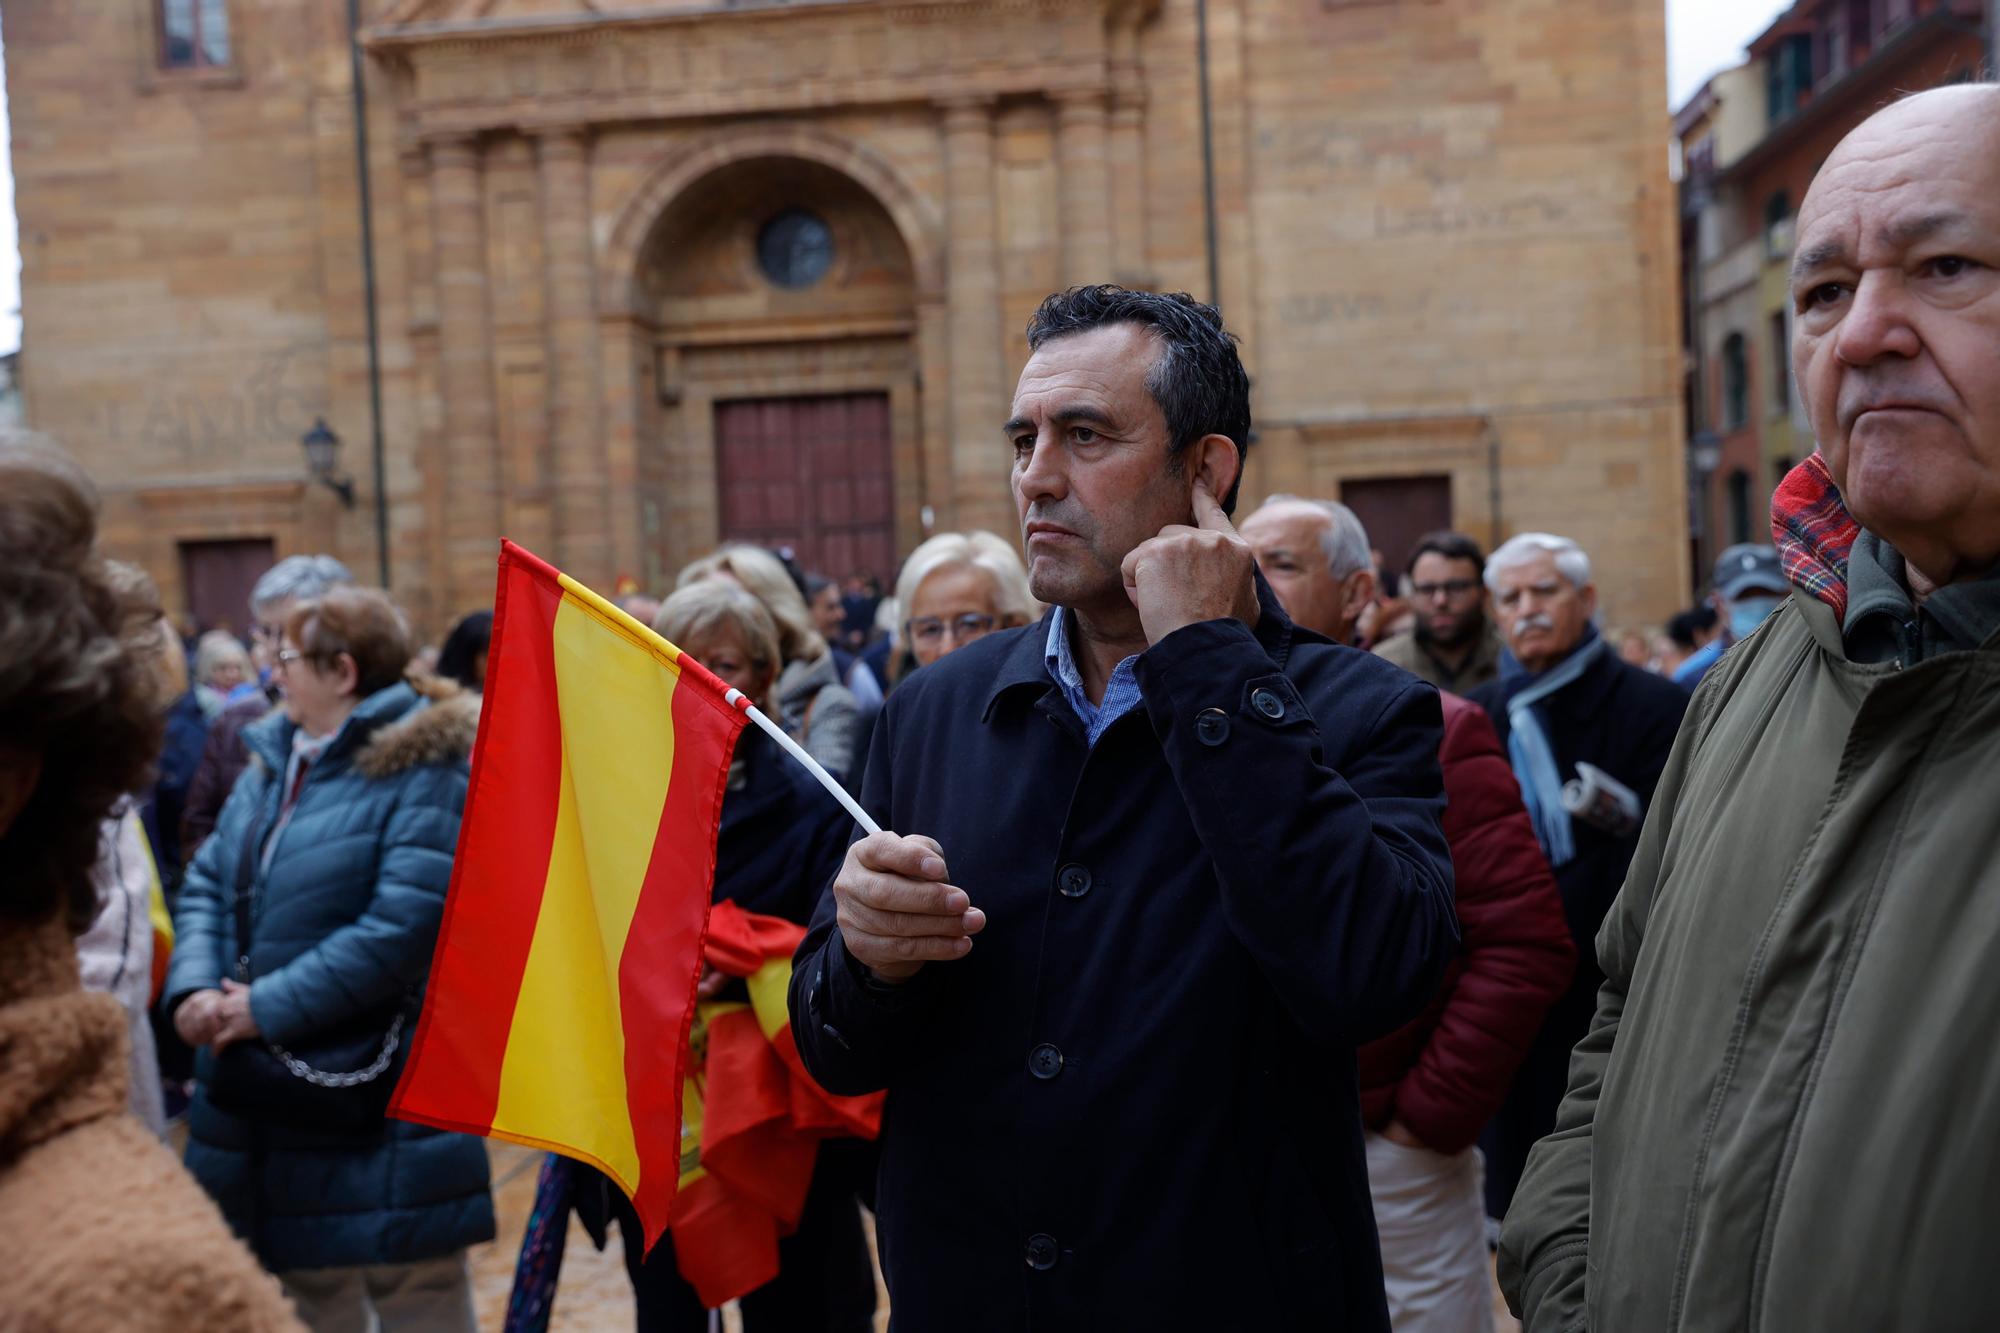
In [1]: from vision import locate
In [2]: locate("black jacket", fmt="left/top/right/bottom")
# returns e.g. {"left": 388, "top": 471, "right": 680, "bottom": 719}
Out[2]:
{"left": 1468, "top": 647, "right": 1687, "bottom": 1216}
{"left": 790, "top": 589, "right": 1457, "bottom": 1330}
{"left": 715, "top": 725, "right": 853, "bottom": 924}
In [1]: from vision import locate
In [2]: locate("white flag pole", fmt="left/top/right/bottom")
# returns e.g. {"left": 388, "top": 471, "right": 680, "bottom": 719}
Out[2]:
{"left": 729, "top": 691, "right": 882, "bottom": 837}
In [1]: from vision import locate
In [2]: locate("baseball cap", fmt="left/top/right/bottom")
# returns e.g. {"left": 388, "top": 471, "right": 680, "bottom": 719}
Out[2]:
{"left": 1714, "top": 544, "right": 1787, "bottom": 600}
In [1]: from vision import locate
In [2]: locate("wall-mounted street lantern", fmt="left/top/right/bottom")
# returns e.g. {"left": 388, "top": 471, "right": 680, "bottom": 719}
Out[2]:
{"left": 302, "top": 417, "right": 356, "bottom": 508}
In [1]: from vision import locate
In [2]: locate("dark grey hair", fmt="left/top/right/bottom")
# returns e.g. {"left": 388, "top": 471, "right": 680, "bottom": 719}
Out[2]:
{"left": 1025, "top": 285, "right": 1253, "bottom": 513}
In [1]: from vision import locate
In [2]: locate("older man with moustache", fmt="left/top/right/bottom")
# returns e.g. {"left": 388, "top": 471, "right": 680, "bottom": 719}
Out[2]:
{"left": 789, "top": 287, "right": 1457, "bottom": 1330}
{"left": 1244, "top": 495, "right": 1573, "bottom": 1333}
{"left": 1500, "top": 84, "right": 2000, "bottom": 1331}
{"left": 1465, "top": 534, "right": 1688, "bottom": 1224}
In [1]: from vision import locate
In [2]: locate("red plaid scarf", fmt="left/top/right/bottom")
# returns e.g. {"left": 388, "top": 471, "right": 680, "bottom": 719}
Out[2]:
{"left": 1771, "top": 452, "right": 1861, "bottom": 619}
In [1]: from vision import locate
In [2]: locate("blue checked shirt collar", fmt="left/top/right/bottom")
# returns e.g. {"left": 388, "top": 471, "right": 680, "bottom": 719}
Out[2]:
{"left": 1044, "top": 606, "right": 1144, "bottom": 747}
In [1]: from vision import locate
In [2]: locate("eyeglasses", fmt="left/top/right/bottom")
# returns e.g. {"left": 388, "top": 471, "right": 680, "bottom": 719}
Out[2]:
{"left": 906, "top": 613, "right": 998, "bottom": 647}
{"left": 1409, "top": 579, "right": 1482, "bottom": 603}
{"left": 274, "top": 649, "right": 304, "bottom": 669}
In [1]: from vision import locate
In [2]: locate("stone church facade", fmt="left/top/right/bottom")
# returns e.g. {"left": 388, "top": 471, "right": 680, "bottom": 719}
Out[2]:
{"left": 5, "top": 0, "right": 1686, "bottom": 636}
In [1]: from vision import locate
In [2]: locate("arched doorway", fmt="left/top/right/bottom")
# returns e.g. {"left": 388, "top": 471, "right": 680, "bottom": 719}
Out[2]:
{"left": 632, "top": 153, "right": 925, "bottom": 589}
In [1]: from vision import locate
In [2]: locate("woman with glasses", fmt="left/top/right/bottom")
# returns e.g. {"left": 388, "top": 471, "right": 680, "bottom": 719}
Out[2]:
{"left": 165, "top": 587, "right": 494, "bottom": 1330}
{"left": 892, "top": 531, "right": 1040, "bottom": 680}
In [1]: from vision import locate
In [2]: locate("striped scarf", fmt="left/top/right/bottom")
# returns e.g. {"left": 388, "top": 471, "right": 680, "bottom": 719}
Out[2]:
{"left": 1771, "top": 452, "right": 1860, "bottom": 617}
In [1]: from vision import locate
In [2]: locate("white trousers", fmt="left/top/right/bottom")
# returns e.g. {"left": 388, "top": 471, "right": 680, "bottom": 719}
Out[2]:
{"left": 1365, "top": 1133, "right": 1493, "bottom": 1333}
{"left": 279, "top": 1251, "right": 478, "bottom": 1333}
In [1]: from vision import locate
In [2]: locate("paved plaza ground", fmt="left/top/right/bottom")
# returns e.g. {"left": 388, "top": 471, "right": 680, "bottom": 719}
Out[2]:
{"left": 466, "top": 1142, "right": 1517, "bottom": 1332}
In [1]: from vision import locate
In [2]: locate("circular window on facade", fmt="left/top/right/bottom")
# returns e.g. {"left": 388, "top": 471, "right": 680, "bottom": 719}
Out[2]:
{"left": 756, "top": 209, "right": 835, "bottom": 290}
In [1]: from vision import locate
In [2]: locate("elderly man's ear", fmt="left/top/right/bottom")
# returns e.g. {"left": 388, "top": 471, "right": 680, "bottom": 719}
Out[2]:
{"left": 1341, "top": 568, "right": 1378, "bottom": 634}
{"left": 0, "top": 748, "right": 42, "bottom": 841}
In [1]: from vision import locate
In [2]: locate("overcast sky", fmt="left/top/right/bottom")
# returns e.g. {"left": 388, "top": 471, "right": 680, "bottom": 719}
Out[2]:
{"left": 0, "top": 2, "right": 1793, "bottom": 358}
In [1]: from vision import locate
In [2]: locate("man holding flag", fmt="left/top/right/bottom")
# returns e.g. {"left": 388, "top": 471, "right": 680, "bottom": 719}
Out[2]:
{"left": 790, "top": 286, "right": 1458, "bottom": 1329}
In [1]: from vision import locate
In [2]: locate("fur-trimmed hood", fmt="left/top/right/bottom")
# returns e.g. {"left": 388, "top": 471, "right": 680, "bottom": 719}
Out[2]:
{"left": 240, "top": 674, "right": 480, "bottom": 783}
{"left": 353, "top": 675, "right": 480, "bottom": 780}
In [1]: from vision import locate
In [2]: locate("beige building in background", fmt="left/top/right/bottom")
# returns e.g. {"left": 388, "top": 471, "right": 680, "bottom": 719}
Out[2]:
{"left": 4, "top": 0, "right": 1686, "bottom": 636}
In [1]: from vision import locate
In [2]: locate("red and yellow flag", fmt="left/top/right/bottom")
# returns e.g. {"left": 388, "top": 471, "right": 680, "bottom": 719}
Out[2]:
{"left": 670, "top": 901, "right": 884, "bottom": 1307}
{"left": 390, "top": 541, "right": 750, "bottom": 1249}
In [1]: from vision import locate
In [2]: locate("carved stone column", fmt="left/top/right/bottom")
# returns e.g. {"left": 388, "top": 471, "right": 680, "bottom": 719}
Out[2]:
{"left": 427, "top": 134, "right": 502, "bottom": 611}
{"left": 1053, "top": 88, "right": 1114, "bottom": 287}
{"left": 940, "top": 96, "right": 1010, "bottom": 532}
{"left": 533, "top": 126, "right": 611, "bottom": 585}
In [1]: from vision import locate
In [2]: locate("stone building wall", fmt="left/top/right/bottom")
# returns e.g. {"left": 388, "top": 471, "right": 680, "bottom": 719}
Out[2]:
{"left": 5, "top": 0, "right": 1688, "bottom": 637}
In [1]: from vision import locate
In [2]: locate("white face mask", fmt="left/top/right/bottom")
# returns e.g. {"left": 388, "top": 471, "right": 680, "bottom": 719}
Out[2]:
{"left": 1729, "top": 596, "right": 1782, "bottom": 639}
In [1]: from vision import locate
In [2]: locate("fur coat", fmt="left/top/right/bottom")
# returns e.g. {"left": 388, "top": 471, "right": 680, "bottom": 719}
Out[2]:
{"left": 0, "top": 910, "right": 301, "bottom": 1330}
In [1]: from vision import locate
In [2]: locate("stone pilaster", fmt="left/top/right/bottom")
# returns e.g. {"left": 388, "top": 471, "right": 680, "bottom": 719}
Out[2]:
{"left": 426, "top": 134, "right": 502, "bottom": 613}
{"left": 533, "top": 126, "right": 611, "bottom": 586}
{"left": 940, "top": 96, "right": 1011, "bottom": 533}
{"left": 1052, "top": 89, "right": 1114, "bottom": 288}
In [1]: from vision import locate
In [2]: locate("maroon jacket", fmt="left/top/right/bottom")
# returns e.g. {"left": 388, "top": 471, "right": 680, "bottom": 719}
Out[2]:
{"left": 1356, "top": 691, "right": 1574, "bottom": 1153}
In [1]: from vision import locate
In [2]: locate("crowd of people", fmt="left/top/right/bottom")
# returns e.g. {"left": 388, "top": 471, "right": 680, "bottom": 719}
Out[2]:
{"left": 0, "top": 82, "right": 1992, "bottom": 1333}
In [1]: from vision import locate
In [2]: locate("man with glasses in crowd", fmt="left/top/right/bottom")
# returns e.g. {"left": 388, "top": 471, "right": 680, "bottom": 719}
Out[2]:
{"left": 1375, "top": 531, "right": 1508, "bottom": 693}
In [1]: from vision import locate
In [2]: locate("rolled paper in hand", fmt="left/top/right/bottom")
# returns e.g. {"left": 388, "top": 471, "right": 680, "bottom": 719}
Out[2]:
{"left": 1561, "top": 761, "right": 1642, "bottom": 838}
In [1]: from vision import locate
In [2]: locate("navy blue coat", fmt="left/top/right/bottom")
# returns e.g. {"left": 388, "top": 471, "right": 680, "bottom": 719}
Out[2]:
{"left": 163, "top": 680, "right": 495, "bottom": 1272}
{"left": 789, "top": 587, "right": 1458, "bottom": 1330}
{"left": 714, "top": 725, "right": 853, "bottom": 923}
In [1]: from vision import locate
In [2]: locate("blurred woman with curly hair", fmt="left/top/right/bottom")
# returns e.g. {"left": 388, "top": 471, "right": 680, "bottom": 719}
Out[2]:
{"left": 0, "top": 429, "right": 302, "bottom": 1330}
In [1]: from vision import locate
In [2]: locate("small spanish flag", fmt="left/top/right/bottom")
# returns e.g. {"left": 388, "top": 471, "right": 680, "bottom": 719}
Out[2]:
{"left": 390, "top": 541, "right": 750, "bottom": 1249}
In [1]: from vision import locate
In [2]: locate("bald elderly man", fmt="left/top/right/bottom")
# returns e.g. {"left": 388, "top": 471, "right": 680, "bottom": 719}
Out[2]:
{"left": 1499, "top": 83, "right": 2000, "bottom": 1330}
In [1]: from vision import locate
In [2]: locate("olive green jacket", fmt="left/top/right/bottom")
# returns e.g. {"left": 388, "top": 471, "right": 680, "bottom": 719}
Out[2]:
{"left": 1498, "top": 592, "right": 2000, "bottom": 1331}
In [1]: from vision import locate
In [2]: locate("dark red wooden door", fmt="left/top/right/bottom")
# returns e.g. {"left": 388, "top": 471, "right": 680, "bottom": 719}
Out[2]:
{"left": 1339, "top": 475, "right": 1453, "bottom": 589}
{"left": 714, "top": 393, "right": 896, "bottom": 583}
{"left": 179, "top": 537, "right": 276, "bottom": 635}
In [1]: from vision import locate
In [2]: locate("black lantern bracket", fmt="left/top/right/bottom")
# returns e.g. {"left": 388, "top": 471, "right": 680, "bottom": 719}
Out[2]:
{"left": 301, "top": 417, "right": 357, "bottom": 508}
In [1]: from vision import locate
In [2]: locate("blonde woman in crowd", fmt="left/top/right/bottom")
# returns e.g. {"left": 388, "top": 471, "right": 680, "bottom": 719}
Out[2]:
{"left": 678, "top": 544, "right": 862, "bottom": 782}
{"left": 194, "top": 629, "right": 254, "bottom": 720}
{"left": 892, "top": 531, "right": 1040, "bottom": 681}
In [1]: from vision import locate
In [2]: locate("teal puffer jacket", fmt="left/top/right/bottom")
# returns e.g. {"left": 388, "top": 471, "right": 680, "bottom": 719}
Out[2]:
{"left": 163, "top": 679, "right": 494, "bottom": 1272}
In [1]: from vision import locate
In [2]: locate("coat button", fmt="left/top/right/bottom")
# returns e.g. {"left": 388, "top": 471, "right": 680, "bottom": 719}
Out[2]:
{"left": 1194, "top": 708, "right": 1230, "bottom": 746}
{"left": 1057, "top": 864, "right": 1092, "bottom": 898}
{"left": 1028, "top": 1043, "right": 1064, "bottom": 1079}
{"left": 1251, "top": 687, "right": 1286, "bottom": 721}
{"left": 1025, "top": 1233, "right": 1059, "bottom": 1270}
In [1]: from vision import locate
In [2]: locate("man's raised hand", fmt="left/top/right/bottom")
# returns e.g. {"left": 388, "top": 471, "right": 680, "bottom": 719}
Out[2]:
{"left": 1120, "top": 479, "right": 1261, "bottom": 645}
{"left": 833, "top": 831, "right": 986, "bottom": 983}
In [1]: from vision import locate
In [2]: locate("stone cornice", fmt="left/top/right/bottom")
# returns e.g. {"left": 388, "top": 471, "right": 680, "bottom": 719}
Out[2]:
{"left": 368, "top": 0, "right": 1119, "bottom": 137}
{"left": 365, "top": 0, "right": 1119, "bottom": 51}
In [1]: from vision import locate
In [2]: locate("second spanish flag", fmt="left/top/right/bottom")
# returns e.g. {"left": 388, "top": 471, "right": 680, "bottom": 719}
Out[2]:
{"left": 390, "top": 541, "right": 750, "bottom": 1249}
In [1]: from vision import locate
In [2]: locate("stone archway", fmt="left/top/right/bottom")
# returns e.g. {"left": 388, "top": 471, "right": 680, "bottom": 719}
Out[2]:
{"left": 610, "top": 136, "right": 940, "bottom": 589}
{"left": 600, "top": 123, "right": 945, "bottom": 316}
